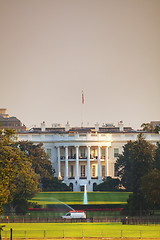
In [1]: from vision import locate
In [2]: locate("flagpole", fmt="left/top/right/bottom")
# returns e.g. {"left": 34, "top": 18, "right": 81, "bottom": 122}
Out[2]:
{"left": 81, "top": 90, "right": 84, "bottom": 128}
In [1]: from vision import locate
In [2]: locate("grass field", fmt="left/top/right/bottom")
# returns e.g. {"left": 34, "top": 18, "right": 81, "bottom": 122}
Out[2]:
{"left": 30, "top": 191, "right": 131, "bottom": 205}
{"left": 1, "top": 223, "right": 160, "bottom": 239}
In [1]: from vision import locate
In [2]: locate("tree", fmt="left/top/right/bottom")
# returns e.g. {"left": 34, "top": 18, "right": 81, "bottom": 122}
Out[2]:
{"left": 7, "top": 151, "right": 39, "bottom": 214}
{"left": 116, "top": 134, "right": 155, "bottom": 191}
{"left": 154, "top": 142, "right": 160, "bottom": 170}
{"left": 115, "top": 141, "right": 135, "bottom": 191}
{"left": 15, "top": 141, "right": 54, "bottom": 190}
{"left": 131, "top": 134, "right": 154, "bottom": 193}
{"left": 115, "top": 134, "right": 155, "bottom": 215}
{"left": 15, "top": 141, "right": 70, "bottom": 191}
{"left": 141, "top": 169, "right": 160, "bottom": 208}
{"left": 15, "top": 141, "right": 54, "bottom": 178}
{"left": 42, "top": 177, "right": 71, "bottom": 191}
{"left": 141, "top": 123, "right": 154, "bottom": 132}
{"left": 141, "top": 123, "right": 160, "bottom": 133}
{"left": 0, "top": 129, "right": 18, "bottom": 214}
{"left": 0, "top": 130, "right": 39, "bottom": 215}
{"left": 154, "top": 126, "right": 160, "bottom": 133}
{"left": 94, "top": 177, "right": 120, "bottom": 191}
{"left": 122, "top": 191, "right": 150, "bottom": 216}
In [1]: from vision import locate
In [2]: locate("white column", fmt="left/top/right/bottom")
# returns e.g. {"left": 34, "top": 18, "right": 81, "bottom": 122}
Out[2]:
{"left": 75, "top": 146, "right": 79, "bottom": 180}
{"left": 105, "top": 146, "right": 109, "bottom": 176}
{"left": 87, "top": 146, "right": 91, "bottom": 180}
{"left": 57, "top": 146, "right": 61, "bottom": 178}
{"left": 65, "top": 146, "right": 68, "bottom": 180}
{"left": 98, "top": 146, "right": 101, "bottom": 180}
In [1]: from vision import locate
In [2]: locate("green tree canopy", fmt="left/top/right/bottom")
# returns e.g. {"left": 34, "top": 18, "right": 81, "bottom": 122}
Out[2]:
{"left": 15, "top": 141, "right": 70, "bottom": 191}
{"left": 94, "top": 177, "right": 120, "bottom": 191}
{"left": 42, "top": 177, "right": 71, "bottom": 191}
{"left": 141, "top": 169, "right": 160, "bottom": 208}
{"left": 115, "top": 134, "right": 155, "bottom": 192}
{"left": 154, "top": 142, "right": 160, "bottom": 170}
{"left": 141, "top": 123, "right": 154, "bottom": 132}
{"left": 115, "top": 141, "right": 134, "bottom": 191}
{"left": 0, "top": 130, "right": 39, "bottom": 215}
{"left": 141, "top": 123, "right": 160, "bottom": 133}
{"left": 131, "top": 134, "right": 155, "bottom": 192}
{"left": 115, "top": 134, "right": 155, "bottom": 215}
{"left": 15, "top": 141, "right": 54, "bottom": 181}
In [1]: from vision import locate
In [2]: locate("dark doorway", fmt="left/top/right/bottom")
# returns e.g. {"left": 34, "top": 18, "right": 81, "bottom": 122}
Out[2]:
{"left": 93, "top": 182, "right": 97, "bottom": 191}
{"left": 69, "top": 183, "right": 73, "bottom": 191}
{"left": 80, "top": 186, "right": 84, "bottom": 191}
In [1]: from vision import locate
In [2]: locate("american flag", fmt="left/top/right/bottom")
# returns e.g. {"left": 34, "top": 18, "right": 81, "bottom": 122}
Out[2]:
{"left": 82, "top": 91, "right": 84, "bottom": 104}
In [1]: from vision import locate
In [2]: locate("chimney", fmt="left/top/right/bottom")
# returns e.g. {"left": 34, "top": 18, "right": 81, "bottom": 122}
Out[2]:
{"left": 65, "top": 121, "right": 70, "bottom": 131}
{"left": 41, "top": 121, "right": 46, "bottom": 132}
{"left": 118, "top": 121, "right": 124, "bottom": 132}
{"left": 95, "top": 122, "right": 99, "bottom": 131}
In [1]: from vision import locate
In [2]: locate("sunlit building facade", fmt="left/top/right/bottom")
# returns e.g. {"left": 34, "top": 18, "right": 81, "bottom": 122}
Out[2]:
{"left": 18, "top": 121, "right": 160, "bottom": 191}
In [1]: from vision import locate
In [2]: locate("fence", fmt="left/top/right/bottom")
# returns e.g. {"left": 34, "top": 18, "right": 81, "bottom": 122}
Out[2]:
{"left": 1, "top": 216, "right": 160, "bottom": 224}
{"left": 0, "top": 217, "right": 121, "bottom": 224}
{"left": 2, "top": 229, "right": 160, "bottom": 239}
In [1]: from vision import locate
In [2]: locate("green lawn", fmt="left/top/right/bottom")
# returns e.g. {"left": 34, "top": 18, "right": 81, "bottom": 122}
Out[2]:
{"left": 30, "top": 191, "right": 131, "bottom": 205}
{"left": 1, "top": 223, "right": 160, "bottom": 238}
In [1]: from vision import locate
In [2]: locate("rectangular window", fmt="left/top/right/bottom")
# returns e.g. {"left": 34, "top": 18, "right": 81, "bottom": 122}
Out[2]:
{"left": 91, "top": 149, "right": 96, "bottom": 158}
{"left": 61, "top": 164, "right": 64, "bottom": 178}
{"left": 114, "top": 148, "right": 119, "bottom": 158}
{"left": 60, "top": 148, "right": 65, "bottom": 159}
{"left": 46, "top": 149, "right": 52, "bottom": 159}
{"left": 81, "top": 165, "right": 86, "bottom": 177}
{"left": 92, "top": 165, "right": 96, "bottom": 177}
{"left": 70, "top": 165, "right": 74, "bottom": 178}
{"left": 102, "top": 165, "right": 105, "bottom": 177}
{"left": 101, "top": 148, "right": 105, "bottom": 158}
{"left": 80, "top": 148, "right": 85, "bottom": 158}
{"left": 70, "top": 148, "right": 73, "bottom": 158}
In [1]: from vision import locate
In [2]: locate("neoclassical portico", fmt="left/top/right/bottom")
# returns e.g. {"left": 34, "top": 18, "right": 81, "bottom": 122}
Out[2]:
{"left": 56, "top": 144, "right": 110, "bottom": 191}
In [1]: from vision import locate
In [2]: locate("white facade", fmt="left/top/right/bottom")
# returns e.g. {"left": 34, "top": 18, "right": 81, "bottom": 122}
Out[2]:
{"left": 17, "top": 122, "right": 160, "bottom": 191}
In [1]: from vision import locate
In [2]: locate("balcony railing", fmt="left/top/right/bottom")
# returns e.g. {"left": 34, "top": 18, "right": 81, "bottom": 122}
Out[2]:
{"left": 79, "top": 156, "right": 87, "bottom": 159}
{"left": 60, "top": 156, "right": 105, "bottom": 160}
{"left": 68, "top": 156, "right": 76, "bottom": 159}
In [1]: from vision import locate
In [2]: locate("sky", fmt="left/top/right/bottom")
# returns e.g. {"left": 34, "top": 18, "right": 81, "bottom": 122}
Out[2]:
{"left": 0, "top": 0, "right": 160, "bottom": 130}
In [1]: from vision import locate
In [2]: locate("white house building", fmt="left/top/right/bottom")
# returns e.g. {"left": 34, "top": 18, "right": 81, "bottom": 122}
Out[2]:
{"left": 17, "top": 121, "right": 160, "bottom": 192}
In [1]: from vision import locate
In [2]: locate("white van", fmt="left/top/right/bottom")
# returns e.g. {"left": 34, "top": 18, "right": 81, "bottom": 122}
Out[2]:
{"left": 62, "top": 211, "right": 86, "bottom": 219}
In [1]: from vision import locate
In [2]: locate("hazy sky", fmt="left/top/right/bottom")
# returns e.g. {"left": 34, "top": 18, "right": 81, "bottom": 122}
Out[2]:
{"left": 0, "top": 0, "right": 160, "bottom": 130}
